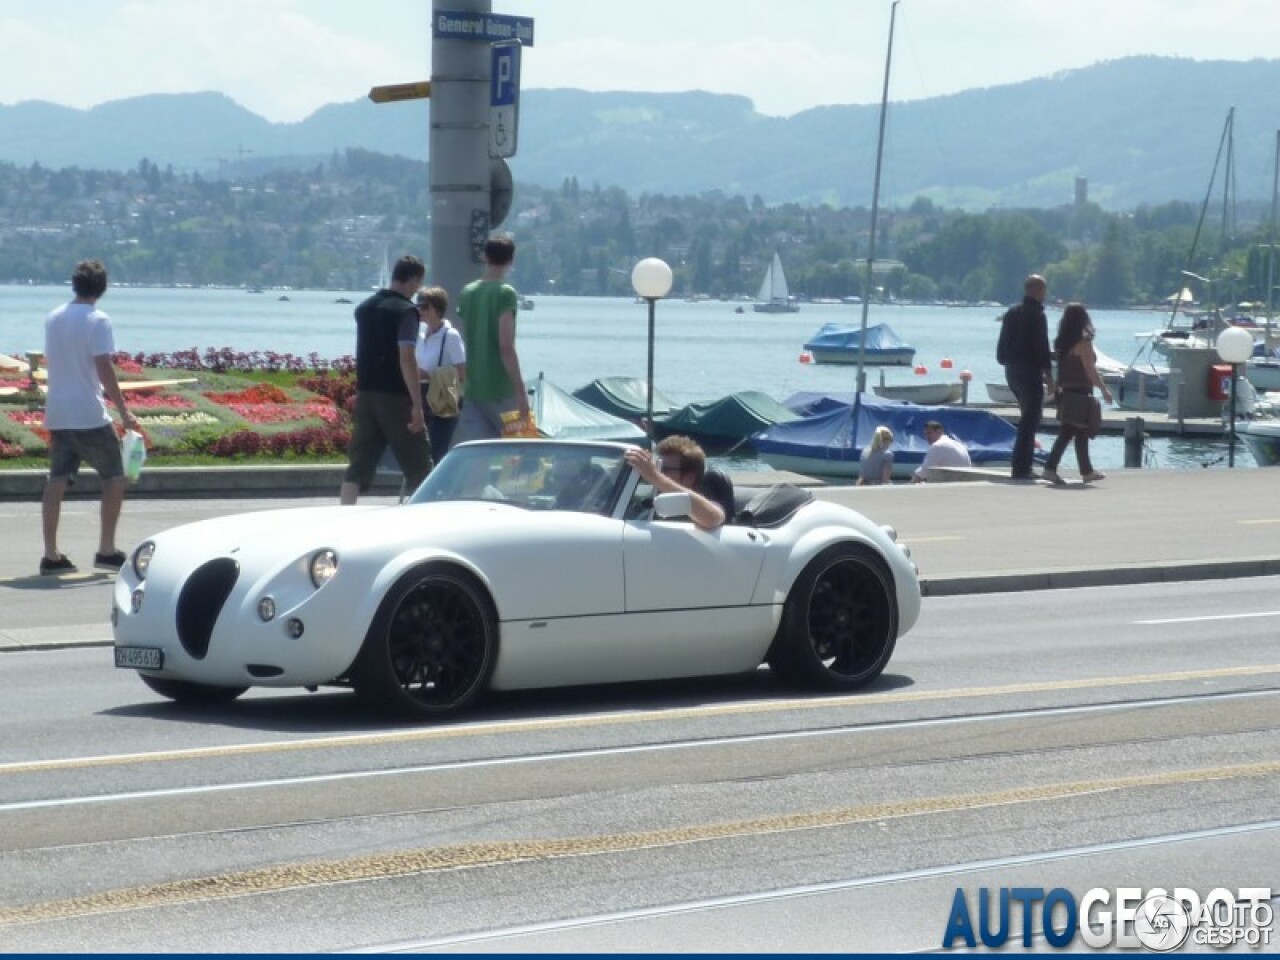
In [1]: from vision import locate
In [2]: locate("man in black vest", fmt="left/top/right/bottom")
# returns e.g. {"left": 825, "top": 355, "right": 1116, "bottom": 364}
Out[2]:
{"left": 997, "top": 274, "right": 1056, "bottom": 480}
{"left": 340, "top": 255, "right": 431, "bottom": 504}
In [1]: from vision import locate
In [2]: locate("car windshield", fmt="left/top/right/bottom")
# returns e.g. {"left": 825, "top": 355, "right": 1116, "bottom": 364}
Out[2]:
{"left": 409, "top": 441, "right": 629, "bottom": 516}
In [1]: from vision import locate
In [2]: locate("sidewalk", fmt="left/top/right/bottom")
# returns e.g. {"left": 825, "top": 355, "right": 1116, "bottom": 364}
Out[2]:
{"left": 2, "top": 466, "right": 1278, "bottom": 652}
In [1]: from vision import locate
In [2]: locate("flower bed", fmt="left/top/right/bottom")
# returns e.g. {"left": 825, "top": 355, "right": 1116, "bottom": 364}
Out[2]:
{"left": 0, "top": 349, "right": 358, "bottom": 464}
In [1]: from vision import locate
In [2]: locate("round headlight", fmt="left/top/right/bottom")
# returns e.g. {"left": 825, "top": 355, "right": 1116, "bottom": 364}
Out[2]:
{"left": 309, "top": 549, "right": 338, "bottom": 588}
{"left": 258, "top": 596, "right": 277, "bottom": 622}
{"left": 132, "top": 541, "right": 156, "bottom": 579}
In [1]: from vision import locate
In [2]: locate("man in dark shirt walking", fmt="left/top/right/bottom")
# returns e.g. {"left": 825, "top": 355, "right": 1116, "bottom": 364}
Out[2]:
{"left": 997, "top": 274, "right": 1056, "bottom": 480}
{"left": 340, "top": 255, "right": 431, "bottom": 505}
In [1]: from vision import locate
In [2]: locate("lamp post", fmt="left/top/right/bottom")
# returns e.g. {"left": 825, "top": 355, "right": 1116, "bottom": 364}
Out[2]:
{"left": 1215, "top": 325, "right": 1253, "bottom": 467}
{"left": 631, "top": 257, "right": 673, "bottom": 445}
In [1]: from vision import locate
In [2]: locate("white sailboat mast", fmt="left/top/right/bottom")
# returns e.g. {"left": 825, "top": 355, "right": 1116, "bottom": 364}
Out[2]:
{"left": 855, "top": 0, "right": 899, "bottom": 395}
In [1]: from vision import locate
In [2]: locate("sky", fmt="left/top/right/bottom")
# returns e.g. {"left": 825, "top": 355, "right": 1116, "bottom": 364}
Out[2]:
{"left": 1, "top": 0, "right": 1277, "bottom": 122}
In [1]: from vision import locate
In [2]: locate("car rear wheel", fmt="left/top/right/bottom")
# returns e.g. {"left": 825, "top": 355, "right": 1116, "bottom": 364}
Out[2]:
{"left": 767, "top": 543, "right": 898, "bottom": 691}
{"left": 352, "top": 563, "right": 498, "bottom": 719}
{"left": 139, "top": 674, "right": 248, "bottom": 705}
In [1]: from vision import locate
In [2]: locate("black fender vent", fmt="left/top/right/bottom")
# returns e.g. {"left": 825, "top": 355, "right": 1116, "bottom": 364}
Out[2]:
{"left": 176, "top": 558, "right": 240, "bottom": 660}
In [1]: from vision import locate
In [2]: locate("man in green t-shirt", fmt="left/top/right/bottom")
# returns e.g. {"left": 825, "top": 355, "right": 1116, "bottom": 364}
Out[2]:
{"left": 453, "top": 235, "right": 529, "bottom": 443}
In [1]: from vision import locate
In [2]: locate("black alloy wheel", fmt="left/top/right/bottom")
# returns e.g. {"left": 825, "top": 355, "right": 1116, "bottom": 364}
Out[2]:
{"left": 767, "top": 543, "right": 898, "bottom": 691}
{"left": 353, "top": 563, "right": 498, "bottom": 719}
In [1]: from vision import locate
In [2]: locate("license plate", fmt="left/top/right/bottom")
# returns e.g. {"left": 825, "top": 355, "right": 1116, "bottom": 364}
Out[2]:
{"left": 115, "top": 646, "right": 164, "bottom": 670}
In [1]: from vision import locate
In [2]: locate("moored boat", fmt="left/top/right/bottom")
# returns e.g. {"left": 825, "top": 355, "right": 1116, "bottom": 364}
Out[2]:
{"left": 802, "top": 322, "right": 916, "bottom": 366}
{"left": 526, "top": 374, "right": 646, "bottom": 443}
{"left": 572, "top": 376, "right": 681, "bottom": 425}
{"left": 873, "top": 382, "right": 962, "bottom": 405}
{"left": 753, "top": 394, "right": 1018, "bottom": 480}
{"left": 653, "top": 390, "right": 799, "bottom": 453}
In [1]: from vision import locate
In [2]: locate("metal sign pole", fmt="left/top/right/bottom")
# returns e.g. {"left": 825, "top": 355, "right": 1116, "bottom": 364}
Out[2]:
{"left": 431, "top": 0, "right": 494, "bottom": 319}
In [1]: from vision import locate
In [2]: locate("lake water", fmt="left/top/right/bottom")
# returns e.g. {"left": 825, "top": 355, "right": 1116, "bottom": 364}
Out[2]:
{"left": 0, "top": 285, "right": 1256, "bottom": 470}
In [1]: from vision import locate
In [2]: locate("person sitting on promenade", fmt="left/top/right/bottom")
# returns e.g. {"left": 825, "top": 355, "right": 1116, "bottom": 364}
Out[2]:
{"left": 858, "top": 425, "right": 895, "bottom": 485}
{"left": 625, "top": 435, "right": 735, "bottom": 531}
{"left": 912, "top": 420, "right": 971, "bottom": 483}
{"left": 1043, "top": 303, "right": 1112, "bottom": 485}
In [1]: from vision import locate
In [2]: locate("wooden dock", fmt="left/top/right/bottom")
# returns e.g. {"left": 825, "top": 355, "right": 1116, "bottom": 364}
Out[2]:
{"left": 970, "top": 402, "right": 1227, "bottom": 438}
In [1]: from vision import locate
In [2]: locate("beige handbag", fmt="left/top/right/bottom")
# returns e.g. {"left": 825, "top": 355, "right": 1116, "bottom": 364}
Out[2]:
{"left": 425, "top": 332, "right": 460, "bottom": 417}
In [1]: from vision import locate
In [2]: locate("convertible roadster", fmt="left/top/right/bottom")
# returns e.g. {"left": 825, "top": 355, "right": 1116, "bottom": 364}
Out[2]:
{"left": 113, "top": 440, "right": 920, "bottom": 719}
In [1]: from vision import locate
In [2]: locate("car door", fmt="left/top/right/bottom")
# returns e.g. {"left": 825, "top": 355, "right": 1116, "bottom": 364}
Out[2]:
{"left": 622, "top": 516, "right": 768, "bottom": 612}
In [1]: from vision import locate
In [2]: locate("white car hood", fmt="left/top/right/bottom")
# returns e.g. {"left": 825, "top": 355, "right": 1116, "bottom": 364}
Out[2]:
{"left": 146, "top": 501, "right": 539, "bottom": 558}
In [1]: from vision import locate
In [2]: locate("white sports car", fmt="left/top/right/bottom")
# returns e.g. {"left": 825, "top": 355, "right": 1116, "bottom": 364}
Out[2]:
{"left": 112, "top": 440, "right": 921, "bottom": 719}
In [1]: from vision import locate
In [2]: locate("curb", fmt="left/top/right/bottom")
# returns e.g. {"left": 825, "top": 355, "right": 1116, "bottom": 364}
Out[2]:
{"left": 921, "top": 557, "right": 1280, "bottom": 597}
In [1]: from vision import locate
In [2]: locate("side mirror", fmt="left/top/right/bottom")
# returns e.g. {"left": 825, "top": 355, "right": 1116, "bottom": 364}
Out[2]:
{"left": 653, "top": 491, "right": 693, "bottom": 520}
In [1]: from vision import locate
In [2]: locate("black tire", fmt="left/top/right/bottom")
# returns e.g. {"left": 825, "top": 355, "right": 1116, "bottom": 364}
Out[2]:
{"left": 139, "top": 674, "right": 248, "bottom": 705}
{"left": 351, "top": 563, "right": 498, "bottom": 719}
{"left": 767, "top": 543, "right": 898, "bottom": 691}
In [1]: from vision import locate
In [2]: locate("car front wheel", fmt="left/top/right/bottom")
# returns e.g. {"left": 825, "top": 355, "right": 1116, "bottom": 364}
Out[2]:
{"left": 352, "top": 563, "right": 498, "bottom": 719}
{"left": 768, "top": 543, "right": 898, "bottom": 691}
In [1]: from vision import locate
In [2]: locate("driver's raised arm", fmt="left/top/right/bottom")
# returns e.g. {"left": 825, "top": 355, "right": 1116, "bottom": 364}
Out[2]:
{"left": 624, "top": 446, "right": 726, "bottom": 531}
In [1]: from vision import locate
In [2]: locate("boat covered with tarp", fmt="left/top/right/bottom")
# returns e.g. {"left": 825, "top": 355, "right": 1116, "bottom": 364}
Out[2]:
{"left": 572, "top": 376, "right": 680, "bottom": 424}
{"left": 753, "top": 394, "right": 1017, "bottom": 479}
{"left": 802, "top": 322, "right": 916, "bottom": 366}
{"left": 526, "top": 375, "right": 647, "bottom": 443}
{"left": 653, "top": 390, "right": 800, "bottom": 452}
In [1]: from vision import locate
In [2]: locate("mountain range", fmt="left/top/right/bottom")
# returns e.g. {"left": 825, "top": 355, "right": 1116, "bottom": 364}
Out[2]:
{"left": 3, "top": 56, "right": 1279, "bottom": 211}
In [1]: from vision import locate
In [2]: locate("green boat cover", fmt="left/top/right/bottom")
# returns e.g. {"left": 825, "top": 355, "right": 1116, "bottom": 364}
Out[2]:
{"left": 654, "top": 390, "right": 799, "bottom": 449}
{"left": 572, "top": 376, "right": 680, "bottom": 421}
{"left": 527, "top": 375, "right": 647, "bottom": 442}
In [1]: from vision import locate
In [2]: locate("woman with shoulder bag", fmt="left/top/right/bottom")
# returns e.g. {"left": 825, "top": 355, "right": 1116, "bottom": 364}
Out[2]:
{"left": 415, "top": 287, "right": 467, "bottom": 460}
{"left": 1044, "top": 303, "right": 1112, "bottom": 485}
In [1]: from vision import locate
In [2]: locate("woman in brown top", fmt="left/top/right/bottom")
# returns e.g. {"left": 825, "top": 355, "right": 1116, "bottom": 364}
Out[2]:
{"left": 1043, "top": 303, "right": 1113, "bottom": 485}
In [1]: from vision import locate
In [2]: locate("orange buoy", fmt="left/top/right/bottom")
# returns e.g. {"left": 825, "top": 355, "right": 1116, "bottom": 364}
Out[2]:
{"left": 940, "top": 357, "right": 954, "bottom": 369}
{"left": 913, "top": 364, "right": 928, "bottom": 375}
{"left": 799, "top": 351, "right": 812, "bottom": 364}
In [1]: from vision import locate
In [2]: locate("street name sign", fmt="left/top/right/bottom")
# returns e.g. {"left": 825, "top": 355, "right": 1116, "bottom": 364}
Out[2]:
{"left": 434, "top": 10, "right": 534, "bottom": 46}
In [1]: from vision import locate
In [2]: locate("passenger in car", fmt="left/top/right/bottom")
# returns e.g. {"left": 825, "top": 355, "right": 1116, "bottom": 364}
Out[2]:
{"left": 624, "top": 435, "right": 735, "bottom": 531}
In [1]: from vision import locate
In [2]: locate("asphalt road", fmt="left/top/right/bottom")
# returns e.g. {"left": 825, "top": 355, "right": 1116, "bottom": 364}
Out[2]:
{"left": 1, "top": 577, "right": 1276, "bottom": 952}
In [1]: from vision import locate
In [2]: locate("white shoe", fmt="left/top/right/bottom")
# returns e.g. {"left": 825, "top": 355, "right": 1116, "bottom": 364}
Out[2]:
{"left": 1042, "top": 468, "right": 1065, "bottom": 485}
{"left": 1082, "top": 470, "right": 1106, "bottom": 482}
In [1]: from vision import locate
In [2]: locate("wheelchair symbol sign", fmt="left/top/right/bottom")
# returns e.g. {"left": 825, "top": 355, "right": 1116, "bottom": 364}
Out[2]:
{"left": 489, "top": 41, "right": 521, "bottom": 158}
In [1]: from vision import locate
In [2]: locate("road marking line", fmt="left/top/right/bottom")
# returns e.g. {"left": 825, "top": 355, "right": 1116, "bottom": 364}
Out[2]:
{"left": 2, "top": 760, "right": 1277, "bottom": 927}
{"left": 3, "top": 663, "right": 1278, "bottom": 776}
{"left": 1135, "top": 611, "right": 1280, "bottom": 625}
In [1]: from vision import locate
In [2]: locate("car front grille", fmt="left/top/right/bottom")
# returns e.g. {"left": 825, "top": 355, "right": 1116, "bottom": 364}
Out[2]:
{"left": 176, "top": 558, "right": 240, "bottom": 660}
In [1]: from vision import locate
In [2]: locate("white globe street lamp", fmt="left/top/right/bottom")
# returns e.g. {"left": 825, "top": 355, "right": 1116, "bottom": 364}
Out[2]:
{"left": 631, "top": 258, "right": 673, "bottom": 444}
{"left": 1216, "top": 324, "right": 1254, "bottom": 468}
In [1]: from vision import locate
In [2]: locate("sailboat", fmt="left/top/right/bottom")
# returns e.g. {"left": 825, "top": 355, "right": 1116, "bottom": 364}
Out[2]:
{"left": 373, "top": 246, "right": 391, "bottom": 291}
{"left": 752, "top": 252, "right": 799, "bottom": 313}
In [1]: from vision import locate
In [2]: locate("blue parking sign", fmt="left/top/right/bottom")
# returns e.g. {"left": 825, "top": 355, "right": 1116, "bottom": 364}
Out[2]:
{"left": 489, "top": 41, "right": 521, "bottom": 157}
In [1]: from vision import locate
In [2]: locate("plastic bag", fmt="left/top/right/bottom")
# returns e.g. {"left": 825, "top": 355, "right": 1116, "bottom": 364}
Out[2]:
{"left": 501, "top": 410, "right": 539, "bottom": 438}
{"left": 121, "top": 429, "right": 147, "bottom": 482}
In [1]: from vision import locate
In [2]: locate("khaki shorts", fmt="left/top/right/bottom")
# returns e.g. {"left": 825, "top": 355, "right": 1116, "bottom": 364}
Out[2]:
{"left": 49, "top": 424, "right": 124, "bottom": 481}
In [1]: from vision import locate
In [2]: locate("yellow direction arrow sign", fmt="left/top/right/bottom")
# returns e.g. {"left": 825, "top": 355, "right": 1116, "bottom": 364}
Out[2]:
{"left": 368, "top": 81, "right": 432, "bottom": 104}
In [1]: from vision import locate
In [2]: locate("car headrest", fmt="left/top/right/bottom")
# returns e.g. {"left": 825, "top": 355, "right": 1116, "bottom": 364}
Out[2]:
{"left": 735, "top": 483, "right": 814, "bottom": 527}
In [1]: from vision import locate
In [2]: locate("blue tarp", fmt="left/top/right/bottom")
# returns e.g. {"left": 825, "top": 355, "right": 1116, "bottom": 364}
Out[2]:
{"left": 753, "top": 395, "right": 1017, "bottom": 471}
{"left": 802, "top": 322, "right": 916, "bottom": 357}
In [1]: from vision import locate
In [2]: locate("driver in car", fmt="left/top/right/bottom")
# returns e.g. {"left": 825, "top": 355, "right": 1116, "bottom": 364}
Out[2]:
{"left": 625, "top": 435, "right": 735, "bottom": 531}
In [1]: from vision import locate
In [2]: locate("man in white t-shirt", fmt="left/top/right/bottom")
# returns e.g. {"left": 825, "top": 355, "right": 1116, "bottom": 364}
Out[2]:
{"left": 40, "top": 259, "right": 140, "bottom": 575}
{"left": 912, "top": 420, "right": 972, "bottom": 483}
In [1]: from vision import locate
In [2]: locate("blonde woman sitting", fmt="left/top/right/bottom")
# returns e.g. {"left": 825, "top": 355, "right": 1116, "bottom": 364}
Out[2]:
{"left": 858, "top": 425, "right": 895, "bottom": 485}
